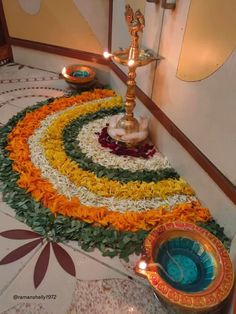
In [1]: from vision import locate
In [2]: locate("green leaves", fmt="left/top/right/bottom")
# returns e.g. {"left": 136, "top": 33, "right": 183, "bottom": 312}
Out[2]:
{"left": 51, "top": 215, "right": 148, "bottom": 260}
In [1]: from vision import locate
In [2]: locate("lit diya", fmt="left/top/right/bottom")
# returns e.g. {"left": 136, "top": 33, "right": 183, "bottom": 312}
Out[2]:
{"left": 135, "top": 222, "right": 234, "bottom": 313}
{"left": 61, "top": 64, "right": 96, "bottom": 89}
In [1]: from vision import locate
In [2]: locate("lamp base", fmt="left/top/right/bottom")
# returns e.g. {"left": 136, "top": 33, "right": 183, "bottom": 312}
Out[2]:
{"left": 107, "top": 114, "right": 149, "bottom": 147}
{"left": 116, "top": 115, "right": 139, "bottom": 134}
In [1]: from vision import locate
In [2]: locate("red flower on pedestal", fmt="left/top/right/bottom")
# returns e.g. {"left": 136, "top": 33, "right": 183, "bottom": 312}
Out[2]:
{"left": 98, "top": 127, "right": 156, "bottom": 159}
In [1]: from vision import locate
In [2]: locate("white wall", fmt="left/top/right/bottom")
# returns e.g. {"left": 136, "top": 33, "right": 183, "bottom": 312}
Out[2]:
{"left": 73, "top": 0, "right": 109, "bottom": 50}
{"left": 153, "top": 0, "right": 236, "bottom": 185}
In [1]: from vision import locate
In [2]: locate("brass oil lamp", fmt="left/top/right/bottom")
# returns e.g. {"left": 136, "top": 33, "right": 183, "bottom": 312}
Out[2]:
{"left": 104, "top": 5, "right": 160, "bottom": 146}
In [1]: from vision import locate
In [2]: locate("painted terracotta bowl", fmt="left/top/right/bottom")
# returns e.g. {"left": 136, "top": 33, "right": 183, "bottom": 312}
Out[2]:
{"left": 135, "top": 222, "right": 234, "bottom": 313}
{"left": 62, "top": 64, "right": 96, "bottom": 85}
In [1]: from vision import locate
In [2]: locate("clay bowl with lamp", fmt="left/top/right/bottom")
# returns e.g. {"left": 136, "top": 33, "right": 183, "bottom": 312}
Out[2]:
{"left": 61, "top": 65, "right": 96, "bottom": 90}
{"left": 135, "top": 222, "right": 234, "bottom": 313}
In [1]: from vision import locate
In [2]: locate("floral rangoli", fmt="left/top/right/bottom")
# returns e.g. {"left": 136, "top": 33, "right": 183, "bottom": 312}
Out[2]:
{"left": 0, "top": 89, "right": 230, "bottom": 260}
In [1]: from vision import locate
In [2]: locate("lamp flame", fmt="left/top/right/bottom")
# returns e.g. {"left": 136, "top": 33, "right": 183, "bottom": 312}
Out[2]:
{"left": 62, "top": 67, "right": 66, "bottom": 75}
{"left": 127, "top": 59, "right": 135, "bottom": 67}
{"left": 103, "top": 51, "right": 112, "bottom": 59}
{"left": 138, "top": 260, "right": 147, "bottom": 270}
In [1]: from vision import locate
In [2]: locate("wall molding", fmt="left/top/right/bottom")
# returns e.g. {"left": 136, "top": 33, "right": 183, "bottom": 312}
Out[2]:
{"left": 9, "top": 37, "right": 109, "bottom": 66}
{"left": 1, "top": 0, "right": 236, "bottom": 205}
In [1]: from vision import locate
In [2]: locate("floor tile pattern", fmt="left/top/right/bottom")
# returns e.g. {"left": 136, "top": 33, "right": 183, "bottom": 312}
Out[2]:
{"left": 69, "top": 279, "right": 167, "bottom": 314}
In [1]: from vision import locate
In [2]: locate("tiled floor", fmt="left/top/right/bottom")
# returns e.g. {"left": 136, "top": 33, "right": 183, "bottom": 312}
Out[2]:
{"left": 0, "top": 63, "right": 167, "bottom": 314}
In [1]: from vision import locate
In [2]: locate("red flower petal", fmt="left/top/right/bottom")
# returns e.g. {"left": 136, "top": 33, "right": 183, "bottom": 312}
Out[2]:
{"left": 98, "top": 127, "right": 156, "bottom": 159}
{"left": 34, "top": 242, "right": 50, "bottom": 289}
{"left": 52, "top": 242, "right": 76, "bottom": 277}
{"left": 0, "top": 229, "right": 41, "bottom": 240}
{"left": 0, "top": 238, "right": 43, "bottom": 265}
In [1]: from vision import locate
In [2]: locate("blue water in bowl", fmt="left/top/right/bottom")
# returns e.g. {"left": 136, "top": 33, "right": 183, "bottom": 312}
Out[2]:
{"left": 71, "top": 70, "right": 90, "bottom": 78}
{"left": 155, "top": 237, "right": 215, "bottom": 293}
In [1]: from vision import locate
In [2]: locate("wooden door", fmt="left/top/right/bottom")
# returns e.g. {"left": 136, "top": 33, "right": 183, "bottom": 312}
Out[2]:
{"left": 0, "top": 0, "right": 12, "bottom": 64}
